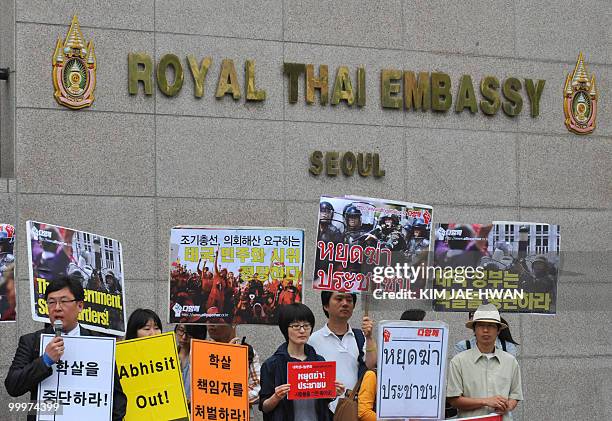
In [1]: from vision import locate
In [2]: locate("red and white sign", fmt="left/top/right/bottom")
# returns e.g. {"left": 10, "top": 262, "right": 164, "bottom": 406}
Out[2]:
{"left": 287, "top": 361, "right": 336, "bottom": 400}
{"left": 417, "top": 328, "right": 440, "bottom": 337}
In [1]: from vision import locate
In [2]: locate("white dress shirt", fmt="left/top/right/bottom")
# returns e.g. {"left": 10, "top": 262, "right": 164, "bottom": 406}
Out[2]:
{"left": 308, "top": 323, "right": 365, "bottom": 412}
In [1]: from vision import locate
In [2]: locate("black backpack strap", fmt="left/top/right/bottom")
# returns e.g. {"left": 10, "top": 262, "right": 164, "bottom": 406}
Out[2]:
{"left": 501, "top": 339, "right": 507, "bottom": 352}
{"left": 465, "top": 339, "right": 471, "bottom": 350}
{"left": 352, "top": 328, "right": 367, "bottom": 379}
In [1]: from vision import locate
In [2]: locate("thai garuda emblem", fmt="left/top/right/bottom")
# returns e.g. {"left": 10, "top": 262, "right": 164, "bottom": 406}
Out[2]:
{"left": 563, "top": 52, "right": 597, "bottom": 134}
{"left": 52, "top": 16, "right": 96, "bottom": 109}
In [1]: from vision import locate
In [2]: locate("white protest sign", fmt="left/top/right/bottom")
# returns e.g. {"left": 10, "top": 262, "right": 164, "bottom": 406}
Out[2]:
{"left": 376, "top": 321, "right": 449, "bottom": 419}
{"left": 37, "top": 335, "right": 116, "bottom": 421}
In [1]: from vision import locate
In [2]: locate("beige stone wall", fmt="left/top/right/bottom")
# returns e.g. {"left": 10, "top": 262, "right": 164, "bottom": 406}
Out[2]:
{"left": 1, "top": 1, "right": 611, "bottom": 419}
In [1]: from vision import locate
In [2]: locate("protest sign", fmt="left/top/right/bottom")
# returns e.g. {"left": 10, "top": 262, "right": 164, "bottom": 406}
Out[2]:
{"left": 432, "top": 223, "right": 492, "bottom": 312}
{"left": 433, "top": 221, "right": 559, "bottom": 314}
{"left": 0, "top": 223, "right": 16, "bottom": 322}
{"left": 287, "top": 361, "right": 336, "bottom": 400}
{"left": 168, "top": 226, "right": 304, "bottom": 325}
{"left": 116, "top": 332, "right": 189, "bottom": 421}
{"left": 26, "top": 221, "right": 127, "bottom": 335}
{"left": 314, "top": 195, "right": 433, "bottom": 293}
{"left": 37, "top": 335, "right": 116, "bottom": 421}
{"left": 376, "top": 320, "right": 449, "bottom": 419}
{"left": 191, "top": 340, "right": 249, "bottom": 421}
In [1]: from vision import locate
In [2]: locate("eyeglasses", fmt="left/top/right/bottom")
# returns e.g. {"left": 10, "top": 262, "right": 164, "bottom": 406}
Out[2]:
{"left": 175, "top": 327, "right": 192, "bottom": 337}
{"left": 47, "top": 298, "right": 78, "bottom": 307}
{"left": 288, "top": 323, "right": 312, "bottom": 331}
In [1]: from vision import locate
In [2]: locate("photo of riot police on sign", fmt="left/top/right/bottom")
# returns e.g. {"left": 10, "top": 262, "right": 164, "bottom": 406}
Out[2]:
{"left": 314, "top": 195, "right": 433, "bottom": 293}
{"left": 483, "top": 222, "right": 560, "bottom": 314}
{"left": 433, "top": 222, "right": 559, "bottom": 314}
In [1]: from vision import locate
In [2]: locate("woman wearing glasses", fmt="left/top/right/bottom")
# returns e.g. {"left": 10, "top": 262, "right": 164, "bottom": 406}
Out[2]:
{"left": 259, "top": 303, "right": 345, "bottom": 421}
{"left": 174, "top": 323, "right": 207, "bottom": 405}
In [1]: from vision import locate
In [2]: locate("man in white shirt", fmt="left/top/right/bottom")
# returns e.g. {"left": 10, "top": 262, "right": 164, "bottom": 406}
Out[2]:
{"left": 308, "top": 291, "right": 376, "bottom": 415}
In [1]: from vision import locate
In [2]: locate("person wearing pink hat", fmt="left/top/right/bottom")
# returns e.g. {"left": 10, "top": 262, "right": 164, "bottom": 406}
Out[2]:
{"left": 446, "top": 304, "right": 523, "bottom": 421}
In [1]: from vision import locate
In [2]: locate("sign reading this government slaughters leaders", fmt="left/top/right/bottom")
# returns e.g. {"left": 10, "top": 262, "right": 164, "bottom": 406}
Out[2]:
{"left": 26, "top": 221, "right": 127, "bottom": 336}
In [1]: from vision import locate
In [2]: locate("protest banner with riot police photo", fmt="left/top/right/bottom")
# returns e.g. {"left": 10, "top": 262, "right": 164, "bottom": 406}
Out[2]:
{"left": 432, "top": 222, "right": 559, "bottom": 314}
{"left": 168, "top": 226, "right": 304, "bottom": 325}
{"left": 314, "top": 195, "right": 433, "bottom": 294}
{"left": 26, "top": 221, "right": 127, "bottom": 335}
{"left": 0, "top": 223, "right": 16, "bottom": 322}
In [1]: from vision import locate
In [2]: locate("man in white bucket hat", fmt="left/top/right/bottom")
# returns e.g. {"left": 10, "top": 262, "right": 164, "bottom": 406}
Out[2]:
{"left": 447, "top": 304, "right": 523, "bottom": 420}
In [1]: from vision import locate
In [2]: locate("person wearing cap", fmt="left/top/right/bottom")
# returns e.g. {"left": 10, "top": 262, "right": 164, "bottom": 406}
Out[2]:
{"left": 454, "top": 311, "right": 519, "bottom": 357}
{"left": 447, "top": 304, "right": 523, "bottom": 420}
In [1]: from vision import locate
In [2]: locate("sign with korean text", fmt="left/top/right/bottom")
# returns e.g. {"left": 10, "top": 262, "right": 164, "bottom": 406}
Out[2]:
{"left": 432, "top": 221, "right": 559, "bottom": 314}
{"left": 169, "top": 226, "right": 304, "bottom": 325}
{"left": 27, "top": 220, "right": 127, "bottom": 335}
{"left": 116, "top": 332, "right": 189, "bottom": 421}
{"left": 191, "top": 340, "right": 249, "bottom": 421}
{"left": 37, "top": 335, "right": 115, "bottom": 421}
{"left": 376, "top": 321, "right": 449, "bottom": 419}
{"left": 287, "top": 361, "right": 336, "bottom": 400}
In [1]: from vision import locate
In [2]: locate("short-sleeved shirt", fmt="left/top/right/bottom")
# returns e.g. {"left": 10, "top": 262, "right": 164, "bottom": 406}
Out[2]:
{"left": 446, "top": 346, "right": 523, "bottom": 421}
{"left": 308, "top": 323, "right": 365, "bottom": 412}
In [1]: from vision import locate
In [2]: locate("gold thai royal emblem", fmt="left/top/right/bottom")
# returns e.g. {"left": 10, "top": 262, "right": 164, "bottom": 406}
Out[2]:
{"left": 52, "top": 16, "right": 96, "bottom": 109}
{"left": 564, "top": 52, "right": 597, "bottom": 134}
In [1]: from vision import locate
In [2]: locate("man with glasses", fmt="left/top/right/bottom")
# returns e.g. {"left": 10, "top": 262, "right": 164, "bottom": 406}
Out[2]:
{"left": 447, "top": 304, "right": 523, "bottom": 420}
{"left": 308, "top": 291, "right": 376, "bottom": 416}
{"left": 4, "top": 275, "right": 127, "bottom": 421}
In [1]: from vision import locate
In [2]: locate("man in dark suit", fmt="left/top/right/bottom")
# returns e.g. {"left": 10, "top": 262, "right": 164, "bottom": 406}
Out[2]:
{"left": 4, "top": 275, "right": 127, "bottom": 421}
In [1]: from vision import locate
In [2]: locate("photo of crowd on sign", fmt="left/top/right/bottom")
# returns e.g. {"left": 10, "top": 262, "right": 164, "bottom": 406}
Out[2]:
{"left": 314, "top": 195, "right": 433, "bottom": 293}
{"left": 26, "top": 221, "right": 127, "bottom": 335}
{"left": 0, "top": 223, "right": 16, "bottom": 322}
{"left": 169, "top": 227, "right": 304, "bottom": 325}
{"left": 433, "top": 222, "right": 559, "bottom": 314}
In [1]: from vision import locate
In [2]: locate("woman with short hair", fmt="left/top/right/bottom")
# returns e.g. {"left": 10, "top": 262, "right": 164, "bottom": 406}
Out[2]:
{"left": 259, "top": 303, "right": 345, "bottom": 421}
{"left": 124, "top": 308, "right": 162, "bottom": 340}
